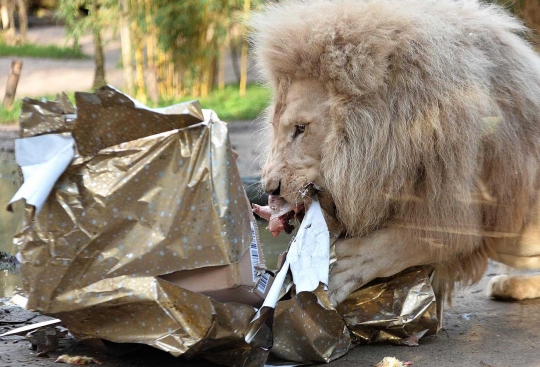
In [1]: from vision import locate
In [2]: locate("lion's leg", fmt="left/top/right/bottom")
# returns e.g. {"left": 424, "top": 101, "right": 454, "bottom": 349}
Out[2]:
{"left": 328, "top": 227, "right": 435, "bottom": 306}
{"left": 487, "top": 274, "right": 540, "bottom": 300}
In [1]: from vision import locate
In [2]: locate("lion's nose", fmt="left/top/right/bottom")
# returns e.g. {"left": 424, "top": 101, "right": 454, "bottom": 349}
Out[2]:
{"left": 264, "top": 180, "right": 281, "bottom": 196}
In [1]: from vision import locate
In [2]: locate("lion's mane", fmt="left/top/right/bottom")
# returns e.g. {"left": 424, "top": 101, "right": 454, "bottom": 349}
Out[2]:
{"left": 251, "top": 0, "right": 540, "bottom": 291}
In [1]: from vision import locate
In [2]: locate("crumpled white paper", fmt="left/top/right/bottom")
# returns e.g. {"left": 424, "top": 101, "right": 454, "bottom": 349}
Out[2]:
{"left": 255, "top": 198, "right": 330, "bottom": 313}
{"left": 288, "top": 199, "right": 330, "bottom": 292}
{"left": 7, "top": 134, "right": 75, "bottom": 214}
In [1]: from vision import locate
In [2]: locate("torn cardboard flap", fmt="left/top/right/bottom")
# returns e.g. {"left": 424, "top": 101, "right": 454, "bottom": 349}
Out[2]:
{"left": 160, "top": 205, "right": 274, "bottom": 307}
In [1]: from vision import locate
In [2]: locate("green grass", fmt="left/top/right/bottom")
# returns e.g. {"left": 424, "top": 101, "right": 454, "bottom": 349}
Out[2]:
{"left": 0, "top": 100, "right": 21, "bottom": 124}
{"left": 161, "top": 83, "right": 271, "bottom": 121}
{"left": 0, "top": 84, "right": 270, "bottom": 125}
{"left": 0, "top": 43, "right": 87, "bottom": 59}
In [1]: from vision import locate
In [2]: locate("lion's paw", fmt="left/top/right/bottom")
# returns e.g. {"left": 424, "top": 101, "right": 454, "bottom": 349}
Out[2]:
{"left": 487, "top": 274, "right": 540, "bottom": 301}
{"left": 487, "top": 275, "right": 513, "bottom": 299}
{"left": 328, "top": 255, "right": 370, "bottom": 307}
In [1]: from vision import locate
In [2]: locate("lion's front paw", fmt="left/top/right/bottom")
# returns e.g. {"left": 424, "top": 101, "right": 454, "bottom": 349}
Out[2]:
{"left": 327, "top": 230, "right": 403, "bottom": 307}
{"left": 327, "top": 228, "right": 430, "bottom": 307}
{"left": 328, "top": 256, "right": 367, "bottom": 307}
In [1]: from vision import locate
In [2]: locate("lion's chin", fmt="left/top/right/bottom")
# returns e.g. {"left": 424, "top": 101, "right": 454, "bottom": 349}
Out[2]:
{"left": 253, "top": 195, "right": 306, "bottom": 237}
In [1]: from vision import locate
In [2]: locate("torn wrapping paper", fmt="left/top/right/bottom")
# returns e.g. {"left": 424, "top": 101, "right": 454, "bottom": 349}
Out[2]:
{"left": 18, "top": 93, "right": 76, "bottom": 138}
{"left": 9, "top": 87, "right": 441, "bottom": 367}
{"left": 287, "top": 199, "right": 329, "bottom": 293}
{"left": 11, "top": 87, "right": 273, "bottom": 366}
{"left": 269, "top": 266, "right": 438, "bottom": 363}
{"left": 272, "top": 285, "right": 351, "bottom": 363}
{"left": 337, "top": 266, "right": 439, "bottom": 345}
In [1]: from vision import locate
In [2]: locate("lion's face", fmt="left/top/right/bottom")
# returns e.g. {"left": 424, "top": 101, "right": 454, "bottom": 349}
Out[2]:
{"left": 261, "top": 79, "right": 330, "bottom": 205}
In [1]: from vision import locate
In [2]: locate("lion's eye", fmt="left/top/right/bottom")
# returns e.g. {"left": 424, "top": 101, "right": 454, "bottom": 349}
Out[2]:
{"left": 293, "top": 124, "right": 306, "bottom": 139}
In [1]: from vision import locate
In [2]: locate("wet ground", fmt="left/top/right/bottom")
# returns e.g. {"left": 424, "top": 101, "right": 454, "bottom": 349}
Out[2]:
{"left": 0, "top": 126, "right": 23, "bottom": 299}
{"left": 1, "top": 124, "right": 540, "bottom": 367}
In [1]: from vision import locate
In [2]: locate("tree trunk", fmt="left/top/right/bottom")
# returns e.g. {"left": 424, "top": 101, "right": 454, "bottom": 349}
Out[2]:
{"left": 218, "top": 44, "right": 226, "bottom": 90}
{"left": 144, "top": 0, "right": 158, "bottom": 102}
{"left": 157, "top": 49, "right": 166, "bottom": 98}
{"left": 239, "top": 0, "right": 250, "bottom": 96}
{"left": 119, "top": 0, "right": 134, "bottom": 95}
{"left": 3, "top": 60, "right": 22, "bottom": 109}
{"left": 92, "top": 28, "right": 106, "bottom": 88}
{"left": 166, "top": 52, "right": 174, "bottom": 99}
{"left": 239, "top": 40, "right": 248, "bottom": 96}
{"left": 15, "top": 0, "right": 27, "bottom": 43}
{"left": 146, "top": 66, "right": 159, "bottom": 104}
{"left": 203, "top": 55, "right": 217, "bottom": 97}
{"left": 174, "top": 63, "right": 182, "bottom": 97}
{"left": 1, "top": 0, "right": 9, "bottom": 29}
{"left": 91, "top": 1, "right": 106, "bottom": 89}
{"left": 134, "top": 34, "right": 146, "bottom": 102}
{"left": 229, "top": 40, "right": 240, "bottom": 83}
{"left": 7, "top": 0, "right": 15, "bottom": 31}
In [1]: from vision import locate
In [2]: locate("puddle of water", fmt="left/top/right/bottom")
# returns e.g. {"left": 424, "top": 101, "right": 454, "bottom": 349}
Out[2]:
{"left": 0, "top": 148, "right": 292, "bottom": 298}
{"left": 257, "top": 220, "right": 295, "bottom": 271}
{"left": 0, "top": 150, "right": 24, "bottom": 297}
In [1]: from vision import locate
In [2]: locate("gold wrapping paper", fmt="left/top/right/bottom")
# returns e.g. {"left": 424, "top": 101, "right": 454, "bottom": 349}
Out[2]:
{"left": 337, "top": 266, "right": 439, "bottom": 345}
{"left": 12, "top": 87, "right": 441, "bottom": 366}
{"left": 270, "top": 266, "right": 438, "bottom": 363}
{"left": 54, "top": 277, "right": 271, "bottom": 365}
{"left": 272, "top": 285, "right": 351, "bottom": 363}
{"left": 14, "top": 87, "right": 272, "bottom": 366}
{"left": 19, "top": 93, "right": 75, "bottom": 138}
{"left": 73, "top": 86, "right": 204, "bottom": 156}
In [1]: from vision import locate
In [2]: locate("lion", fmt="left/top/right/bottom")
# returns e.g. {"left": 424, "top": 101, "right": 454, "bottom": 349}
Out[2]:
{"left": 250, "top": 0, "right": 540, "bottom": 306}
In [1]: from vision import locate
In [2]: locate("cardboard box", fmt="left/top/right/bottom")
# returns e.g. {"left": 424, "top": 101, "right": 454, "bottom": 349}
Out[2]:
{"left": 160, "top": 222, "right": 273, "bottom": 306}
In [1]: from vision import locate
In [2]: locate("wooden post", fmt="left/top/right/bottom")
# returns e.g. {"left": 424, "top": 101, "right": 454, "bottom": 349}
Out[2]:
{"left": 3, "top": 60, "right": 22, "bottom": 108}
